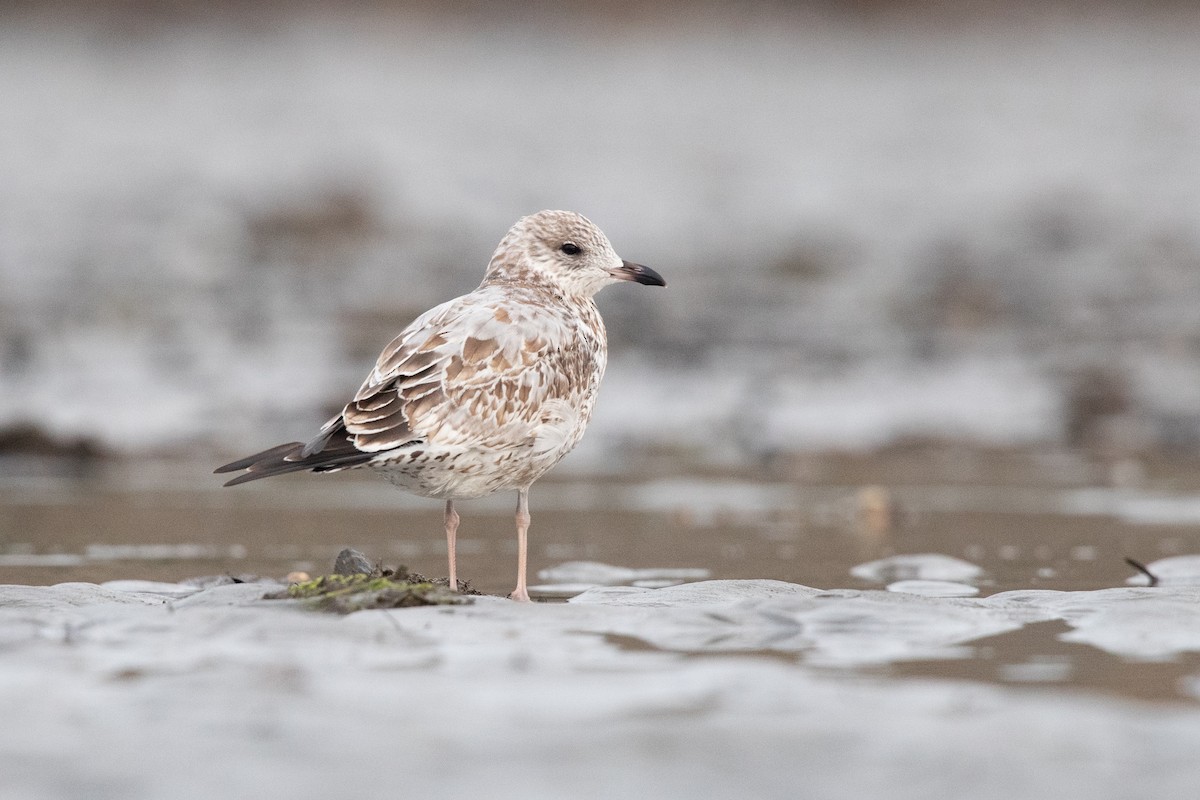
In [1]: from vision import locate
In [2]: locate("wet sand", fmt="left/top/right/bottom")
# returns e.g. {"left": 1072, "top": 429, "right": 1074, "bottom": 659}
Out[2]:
{"left": 3, "top": 447, "right": 1200, "bottom": 707}
{"left": 4, "top": 448, "right": 1199, "bottom": 593}
{"left": 4, "top": 449, "right": 1200, "bottom": 799}
{"left": 3, "top": 577, "right": 1200, "bottom": 800}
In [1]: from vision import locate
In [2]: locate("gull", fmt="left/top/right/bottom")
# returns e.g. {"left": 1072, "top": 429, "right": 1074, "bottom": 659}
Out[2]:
{"left": 215, "top": 210, "right": 665, "bottom": 601}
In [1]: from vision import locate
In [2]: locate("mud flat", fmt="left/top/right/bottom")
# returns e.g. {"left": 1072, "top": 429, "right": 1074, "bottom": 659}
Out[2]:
{"left": 2, "top": 575, "right": 1199, "bottom": 800}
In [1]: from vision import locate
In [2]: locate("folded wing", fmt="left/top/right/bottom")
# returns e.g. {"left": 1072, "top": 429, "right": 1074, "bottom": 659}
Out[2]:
{"left": 216, "top": 286, "right": 598, "bottom": 486}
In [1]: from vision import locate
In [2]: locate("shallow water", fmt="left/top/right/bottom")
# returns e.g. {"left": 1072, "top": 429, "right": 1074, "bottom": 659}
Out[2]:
{"left": 4, "top": 448, "right": 1200, "bottom": 704}
{"left": 6, "top": 456, "right": 1195, "bottom": 593}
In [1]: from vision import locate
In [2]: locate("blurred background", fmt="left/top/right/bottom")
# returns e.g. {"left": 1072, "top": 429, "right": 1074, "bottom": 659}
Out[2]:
{"left": 3, "top": 0, "right": 1200, "bottom": 593}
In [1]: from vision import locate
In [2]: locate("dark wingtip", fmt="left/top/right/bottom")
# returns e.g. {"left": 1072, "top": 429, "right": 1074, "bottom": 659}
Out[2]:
{"left": 215, "top": 434, "right": 376, "bottom": 487}
{"left": 214, "top": 442, "right": 306, "bottom": 482}
{"left": 222, "top": 472, "right": 264, "bottom": 487}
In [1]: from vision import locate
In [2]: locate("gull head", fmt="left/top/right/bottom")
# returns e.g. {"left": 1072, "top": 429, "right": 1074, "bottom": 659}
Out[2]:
{"left": 484, "top": 210, "right": 665, "bottom": 298}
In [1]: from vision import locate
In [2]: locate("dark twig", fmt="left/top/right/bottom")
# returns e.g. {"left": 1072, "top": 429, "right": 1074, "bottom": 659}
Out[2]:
{"left": 1124, "top": 557, "right": 1159, "bottom": 587}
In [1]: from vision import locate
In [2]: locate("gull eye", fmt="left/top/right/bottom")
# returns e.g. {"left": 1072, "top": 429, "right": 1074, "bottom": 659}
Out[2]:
{"left": 560, "top": 242, "right": 581, "bottom": 256}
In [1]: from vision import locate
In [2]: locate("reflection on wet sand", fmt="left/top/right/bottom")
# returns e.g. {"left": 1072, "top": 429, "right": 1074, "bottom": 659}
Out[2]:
{"left": 5, "top": 448, "right": 1200, "bottom": 596}
{"left": 891, "top": 620, "right": 1200, "bottom": 704}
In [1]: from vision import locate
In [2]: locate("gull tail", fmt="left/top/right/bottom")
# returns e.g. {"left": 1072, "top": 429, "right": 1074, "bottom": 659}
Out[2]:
{"left": 214, "top": 421, "right": 373, "bottom": 487}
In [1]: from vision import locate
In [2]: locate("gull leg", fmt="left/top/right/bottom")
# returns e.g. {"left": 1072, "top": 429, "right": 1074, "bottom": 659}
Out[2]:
{"left": 511, "top": 488, "right": 531, "bottom": 602}
{"left": 445, "top": 499, "right": 460, "bottom": 591}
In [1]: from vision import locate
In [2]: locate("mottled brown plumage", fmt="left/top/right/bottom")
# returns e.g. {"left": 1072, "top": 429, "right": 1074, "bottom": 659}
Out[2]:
{"left": 215, "top": 210, "right": 665, "bottom": 600}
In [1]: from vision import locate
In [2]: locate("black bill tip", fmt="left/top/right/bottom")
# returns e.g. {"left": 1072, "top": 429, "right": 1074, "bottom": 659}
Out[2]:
{"left": 614, "top": 260, "right": 666, "bottom": 287}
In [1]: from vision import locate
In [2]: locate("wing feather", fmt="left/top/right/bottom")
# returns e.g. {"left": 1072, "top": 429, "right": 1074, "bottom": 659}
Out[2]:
{"left": 218, "top": 282, "right": 607, "bottom": 487}
{"left": 341, "top": 286, "right": 603, "bottom": 455}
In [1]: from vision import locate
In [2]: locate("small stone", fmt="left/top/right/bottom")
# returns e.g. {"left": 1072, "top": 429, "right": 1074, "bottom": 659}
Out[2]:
{"left": 285, "top": 571, "right": 311, "bottom": 583}
{"left": 333, "top": 548, "right": 374, "bottom": 576}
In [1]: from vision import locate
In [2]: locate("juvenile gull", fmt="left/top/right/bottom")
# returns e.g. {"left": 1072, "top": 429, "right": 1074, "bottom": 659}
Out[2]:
{"left": 215, "top": 210, "right": 665, "bottom": 601}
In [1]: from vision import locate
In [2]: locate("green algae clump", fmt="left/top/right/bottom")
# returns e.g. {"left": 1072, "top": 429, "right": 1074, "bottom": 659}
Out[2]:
{"left": 267, "top": 573, "right": 470, "bottom": 614}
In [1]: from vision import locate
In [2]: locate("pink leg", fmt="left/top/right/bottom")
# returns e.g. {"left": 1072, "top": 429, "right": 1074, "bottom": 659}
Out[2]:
{"left": 444, "top": 499, "right": 460, "bottom": 591}
{"left": 510, "top": 488, "right": 531, "bottom": 602}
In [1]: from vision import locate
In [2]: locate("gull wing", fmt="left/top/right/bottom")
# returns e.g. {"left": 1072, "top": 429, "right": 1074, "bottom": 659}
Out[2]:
{"left": 343, "top": 286, "right": 602, "bottom": 455}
